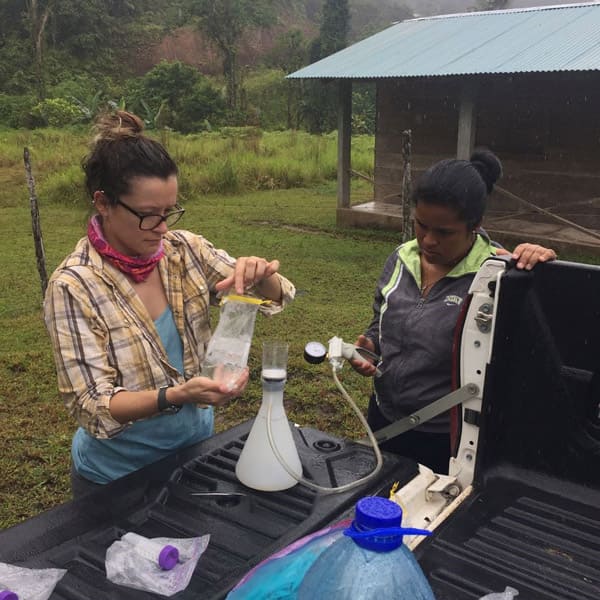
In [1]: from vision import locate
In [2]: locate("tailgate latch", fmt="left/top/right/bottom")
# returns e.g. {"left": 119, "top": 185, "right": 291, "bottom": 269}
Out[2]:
{"left": 474, "top": 302, "right": 494, "bottom": 333}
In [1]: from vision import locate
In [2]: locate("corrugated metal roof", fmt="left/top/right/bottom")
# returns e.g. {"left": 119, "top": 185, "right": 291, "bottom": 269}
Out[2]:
{"left": 288, "top": 2, "right": 600, "bottom": 79}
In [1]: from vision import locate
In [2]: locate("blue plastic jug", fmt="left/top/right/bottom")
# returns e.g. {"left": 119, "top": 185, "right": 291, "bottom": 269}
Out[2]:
{"left": 226, "top": 496, "right": 435, "bottom": 599}
{"left": 298, "top": 496, "right": 436, "bottom": 599}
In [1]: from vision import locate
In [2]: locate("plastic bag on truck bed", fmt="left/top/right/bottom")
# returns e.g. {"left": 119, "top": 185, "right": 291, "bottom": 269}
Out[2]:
{"left": 479, "top": 586, "right": 519, "bottom": 599}
{"left": 227, "top": 522, "right": 349, "bottom": 599}
{"left": 0, "top": 562, "right": 67, "bottom": 600}
{"left": 105, "top": 533, "right": 209, "bottom": 597}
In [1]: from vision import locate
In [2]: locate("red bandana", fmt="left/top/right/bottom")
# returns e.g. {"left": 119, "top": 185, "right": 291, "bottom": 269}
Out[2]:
{"left": 87, "top": 215, "right": 164, "bottom": 283}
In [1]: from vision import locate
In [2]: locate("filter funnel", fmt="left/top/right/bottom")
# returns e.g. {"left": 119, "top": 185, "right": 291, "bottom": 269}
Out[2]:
{"left": 235, "top": 342, "right": 302, "bottom": 491}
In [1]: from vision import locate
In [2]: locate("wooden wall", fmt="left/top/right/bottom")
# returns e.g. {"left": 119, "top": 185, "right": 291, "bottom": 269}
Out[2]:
{"left": 375, "top": 77, "right": 459, "bottom": 203}
{"left": 374, "top": 72, "right": 600, "bottom": 228}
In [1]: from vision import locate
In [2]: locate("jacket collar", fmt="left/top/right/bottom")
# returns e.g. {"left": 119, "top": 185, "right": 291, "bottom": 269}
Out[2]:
{"left": 398, "top": 234, "right": 496, "bottom": 289}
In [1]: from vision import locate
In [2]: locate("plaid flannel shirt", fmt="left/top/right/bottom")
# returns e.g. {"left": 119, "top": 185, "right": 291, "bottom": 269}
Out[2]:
{"left": 44, "top": 229, "right": 295, "bottom": 439}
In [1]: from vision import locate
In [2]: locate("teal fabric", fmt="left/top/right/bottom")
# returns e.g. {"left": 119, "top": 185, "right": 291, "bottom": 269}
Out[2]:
{"left": 72, "top": 305, "right": 214, "bottom": 484}
{"left": 155, "top": 303, "right": 185, "bottom": 373}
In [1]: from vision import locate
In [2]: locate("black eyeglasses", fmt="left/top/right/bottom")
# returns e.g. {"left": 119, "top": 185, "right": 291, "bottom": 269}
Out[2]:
{"left": 115, "top": 198, "right": 185, "bottom": 230}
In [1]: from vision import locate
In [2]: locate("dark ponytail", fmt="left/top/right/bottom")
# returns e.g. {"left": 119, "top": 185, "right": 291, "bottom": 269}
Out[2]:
{"left": 469, "top": 149, "right": 502, "bottom": 194}
{"left": 412, "top": 149, "right": 502, "bottom": 229}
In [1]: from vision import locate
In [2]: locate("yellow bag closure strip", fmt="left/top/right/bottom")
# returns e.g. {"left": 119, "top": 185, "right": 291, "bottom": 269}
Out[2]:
{"left": 221, "top": 294, "right": 271, "bottom": 306}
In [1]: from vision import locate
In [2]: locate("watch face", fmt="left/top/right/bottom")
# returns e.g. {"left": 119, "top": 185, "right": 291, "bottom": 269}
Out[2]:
{"left": 304, "top": 341, "right": 327, "bottom": 364}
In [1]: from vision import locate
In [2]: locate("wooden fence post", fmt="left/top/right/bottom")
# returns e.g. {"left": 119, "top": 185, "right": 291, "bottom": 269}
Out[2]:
{"left": 401, "top": 129, "right": 414, "bottom": 243}
{"left": 23, "top": 147, "right": 48, "bottom": 298}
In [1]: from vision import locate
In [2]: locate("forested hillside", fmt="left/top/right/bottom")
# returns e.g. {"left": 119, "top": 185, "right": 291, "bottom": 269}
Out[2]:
{"left": 0, "top": 0, "right": 411, "bottom": 133}
{"left": 0, "top": 0, "right": 572, "bottom": 134}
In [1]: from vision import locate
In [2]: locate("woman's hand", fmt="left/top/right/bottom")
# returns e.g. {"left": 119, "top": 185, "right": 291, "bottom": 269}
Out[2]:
{"left": 510, "top": 243, "right": 557, "bottom": 270}
{"left": 349, "top": 335, "right": 378, "bottom": 377}
{"left": 172, "top": 368, "right": 249, "bottom": 407}
{"left": 216, "top": 256, "right": 280, "bottom": 295}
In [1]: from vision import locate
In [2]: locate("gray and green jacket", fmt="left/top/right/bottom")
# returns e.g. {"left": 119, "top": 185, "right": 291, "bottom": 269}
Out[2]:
{"left": 365, "top": 235, "right": 497, "bottom": 433}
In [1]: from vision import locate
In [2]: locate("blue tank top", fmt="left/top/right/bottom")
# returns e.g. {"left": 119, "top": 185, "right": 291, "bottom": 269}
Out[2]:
{"left": 72, "top": 305, "right": 214, "bottom": 484}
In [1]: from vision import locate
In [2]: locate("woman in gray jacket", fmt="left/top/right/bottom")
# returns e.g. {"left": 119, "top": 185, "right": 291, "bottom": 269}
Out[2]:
{"left": 350, "top": 150, "right": 556, "bottom": 474}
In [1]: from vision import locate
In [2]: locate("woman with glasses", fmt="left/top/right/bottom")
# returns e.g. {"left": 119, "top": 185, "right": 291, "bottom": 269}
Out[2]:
{"left": 44, "top": 110, "right": 295, "bottom": 496}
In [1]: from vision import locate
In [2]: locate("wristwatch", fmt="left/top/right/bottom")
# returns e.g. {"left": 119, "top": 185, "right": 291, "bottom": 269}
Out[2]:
{"left": 157, "top": 385, "right": 181, "bottom": 414}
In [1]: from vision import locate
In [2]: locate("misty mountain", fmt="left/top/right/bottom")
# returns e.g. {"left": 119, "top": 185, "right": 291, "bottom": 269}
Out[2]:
{"left": 401, "top": 0, "right": 582, "bottom": 18}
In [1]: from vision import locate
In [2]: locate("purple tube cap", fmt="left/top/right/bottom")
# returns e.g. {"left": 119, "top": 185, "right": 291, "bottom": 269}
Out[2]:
{"left": 159, "top": 544, "right": 180, "bottom": 570}
{"left": 0, "top": 590, "right": 18, "bottom": 600}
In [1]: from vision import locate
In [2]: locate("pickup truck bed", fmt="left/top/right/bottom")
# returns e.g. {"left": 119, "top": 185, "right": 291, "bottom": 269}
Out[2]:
{"left": 416, "top": 260, "right": 600, "bottom": 599}
{"left": 418, "top": 471, "right": 600, "bottom": 599}
{"left": 1, "top": 260, "right": 598, "bottom": 600}
{"left": 0, "top": 424, "right": 416, "bottom": 599}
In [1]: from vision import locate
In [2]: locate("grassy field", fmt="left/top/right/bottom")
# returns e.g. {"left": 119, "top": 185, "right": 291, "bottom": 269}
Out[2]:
{"left": 1, "top": 127, "right": 598, "bottom": 529}
{"left": 0, "top": 127, "right": 396, "bottom": 528}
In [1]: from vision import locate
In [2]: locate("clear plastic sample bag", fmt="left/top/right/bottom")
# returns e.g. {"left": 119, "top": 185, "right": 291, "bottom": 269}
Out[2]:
{"left": 0, "top": 562, "right": 67, "bottom": 600}
{"left": 201, "top": 295, "right": 265, "bottom": 389}
{"left": 105, "top": 534, "right": 210, "bottom": 597}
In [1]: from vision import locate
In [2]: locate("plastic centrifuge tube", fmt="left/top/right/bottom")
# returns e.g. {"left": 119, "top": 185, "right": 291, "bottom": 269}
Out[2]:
{"left": 121, "top": 532, "right": 180, "bottom": 570}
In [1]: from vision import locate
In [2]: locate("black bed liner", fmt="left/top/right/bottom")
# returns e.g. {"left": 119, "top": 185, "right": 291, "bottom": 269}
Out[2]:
{"left": 416, "top": 260, "right": 600, "bottom": 599}
{"left": 417, "top": 469, "right": 600, "bottom": 599}
{"left": 0, "top": 424, "right": 417, "bottom": 599}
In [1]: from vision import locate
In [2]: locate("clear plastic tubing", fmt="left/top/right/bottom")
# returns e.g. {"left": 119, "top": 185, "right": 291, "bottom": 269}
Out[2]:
{"left": 121, "top": 532, "right": 179, "bottom": 570}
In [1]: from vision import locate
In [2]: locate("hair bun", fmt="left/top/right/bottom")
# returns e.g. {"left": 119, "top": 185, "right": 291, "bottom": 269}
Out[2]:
{"left": 93, "top": 110, "right": 145, "bottom": 143}
{"left": 469, "top": 149, "right": 502, "bottom": 193}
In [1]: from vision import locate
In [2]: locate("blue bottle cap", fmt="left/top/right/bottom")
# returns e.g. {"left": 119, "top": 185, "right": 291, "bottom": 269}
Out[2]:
{"left": 344, "top": 496, "right": 431, "bottom": 552}
{"left": 0, "top": 590, "right": 18, "bottom": 600}
{"left": 158, "top": 544, "right": 180, "bottom": 570}
{"left": 351, "top": 497, "right": 403, "bottom": 552}
{"left": 355, "top": 496, "right": 403, "bottom": 530}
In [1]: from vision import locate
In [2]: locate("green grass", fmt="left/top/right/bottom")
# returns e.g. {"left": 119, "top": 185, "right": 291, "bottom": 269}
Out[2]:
{"left": 0, "top": 189, "right": 393, "bottom": 527}
{"left": 0, "top": 127, "right": 597, "bottom": 530}
{"left": 0, "top": 127, "right": 387, "bottom": 528}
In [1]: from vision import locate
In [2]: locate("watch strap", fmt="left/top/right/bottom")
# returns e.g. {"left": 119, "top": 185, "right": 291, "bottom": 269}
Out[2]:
{"left": 157, "top": 385, "right": 181, "bottom": 413}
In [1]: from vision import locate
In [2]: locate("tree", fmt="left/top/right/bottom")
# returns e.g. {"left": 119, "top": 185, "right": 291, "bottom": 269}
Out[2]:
{"left": 0, "top": 0, "right": 175, "bottom": 102}
{"left": 304, "top": 0, "right": 350, "bottom": 133}
{"left": 126, "top": 60, "right": 225, "bottom": 133}
{"left": 318, "top": 0, "right": 350, "bottom": 57}
{"left": 0, "top": 0, "right": 27, "bottom": 42}
{"left": 25, "top": 0, "right": 54, "bottom": 100}
{"left": 265, "top": 29, "right": 308, "bottom": 129}
{"left": 189, "top": 0, "right": 276, "bottom": 112}
{"left": 46, "top": 0, "right": 161, "bottom": 61}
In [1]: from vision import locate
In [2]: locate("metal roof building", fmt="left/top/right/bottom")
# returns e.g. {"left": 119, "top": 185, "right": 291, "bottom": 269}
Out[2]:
{"left": 288, "top": 3, "right": 600, "bottom": 253}
{"left": 288, "top": 2, "right": 600, "bottom": 79}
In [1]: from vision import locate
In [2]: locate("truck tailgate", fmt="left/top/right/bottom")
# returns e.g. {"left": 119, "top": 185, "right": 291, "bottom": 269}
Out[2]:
{"left": 419, "top": 260, "right": 600, "bottom": 600}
